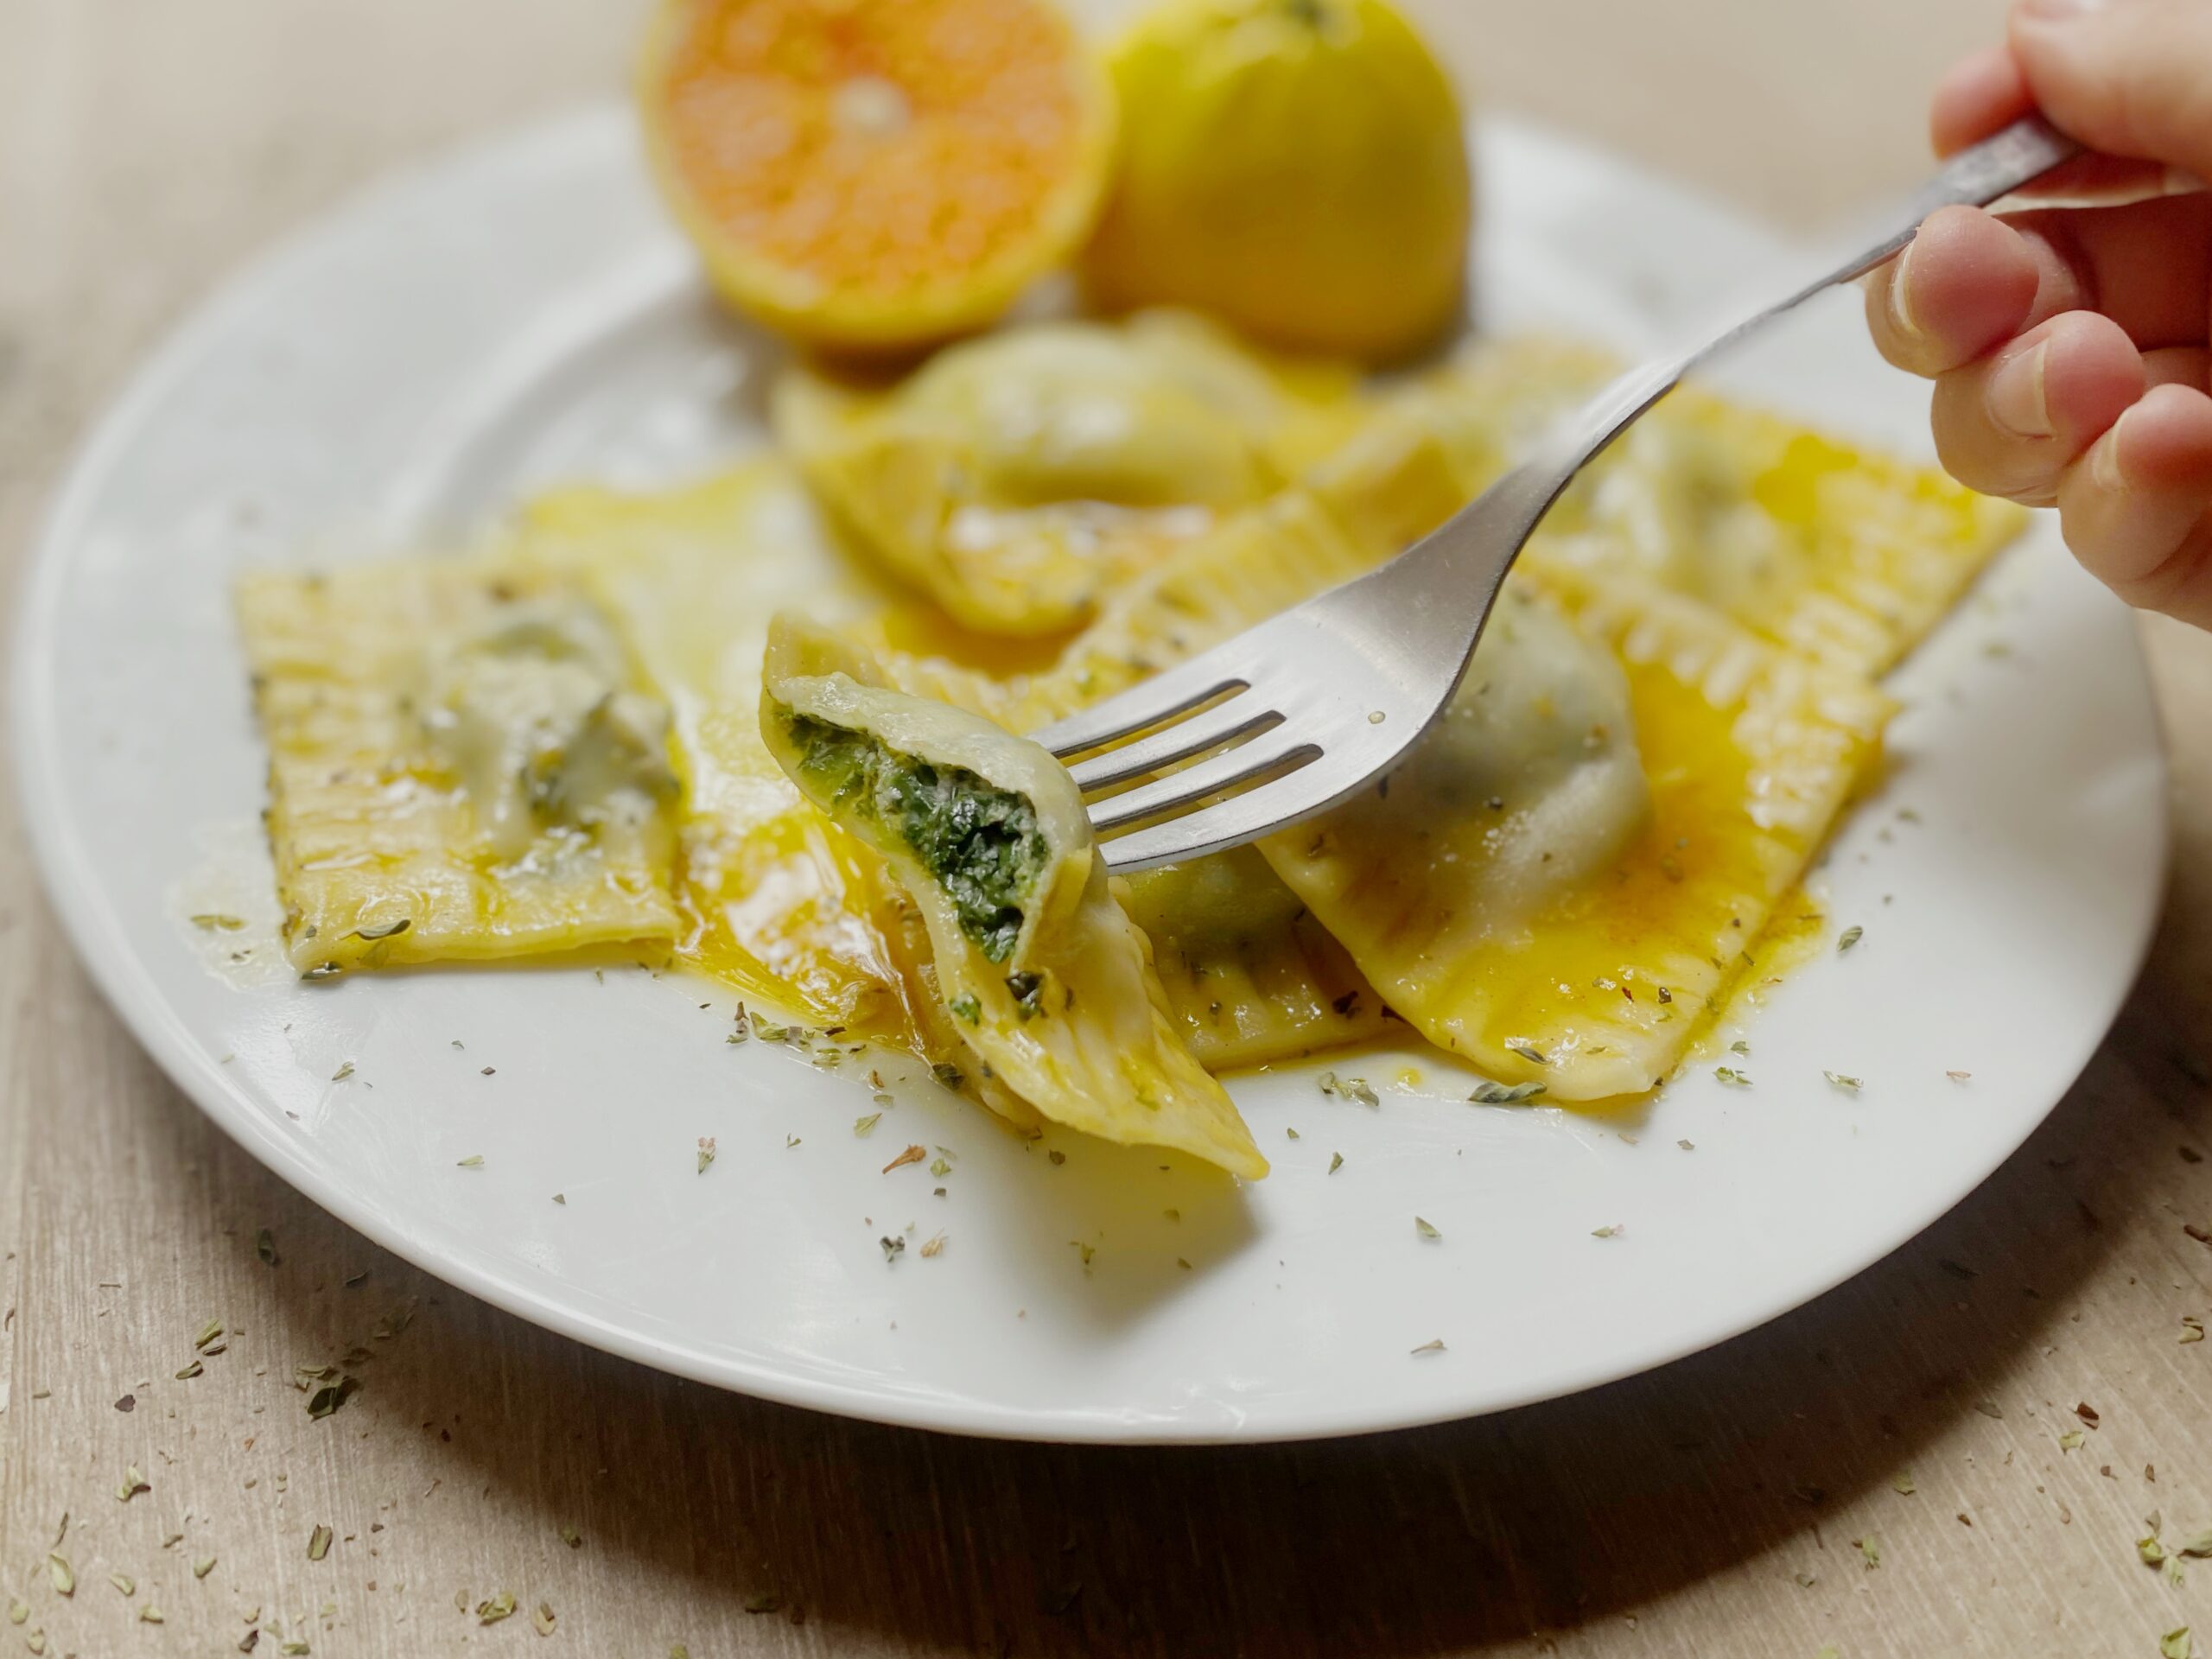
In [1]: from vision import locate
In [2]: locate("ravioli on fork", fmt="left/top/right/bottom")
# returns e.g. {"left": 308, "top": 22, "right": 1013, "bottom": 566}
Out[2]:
{"left": 760, "top": 619, "right": 1268, "bottom": 1179}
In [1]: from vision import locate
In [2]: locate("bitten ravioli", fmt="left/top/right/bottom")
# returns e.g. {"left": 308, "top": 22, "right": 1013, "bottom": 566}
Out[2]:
{"left": 812, "top": 484, "right": 1414, "bottom": 1071}
{"left": 238, "top": 559, "right": 682, "bottom": 976}
{"left": 761, "top": 620, "right": 1267, "bottom": 1178}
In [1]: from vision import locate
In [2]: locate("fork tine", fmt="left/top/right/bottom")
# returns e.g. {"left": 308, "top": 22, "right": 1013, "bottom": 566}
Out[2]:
{"left": 1027, "top": 651, "right": 1251, "bottom": 759}
{"left": 1095, "top": 745, "right": 1383, "bottom": 874}
{"left": 1064, "top": 692, "right": 1277, "bottom": 792}
{"left": 1086, "top": 729, "right": 1321, "bottom": 835}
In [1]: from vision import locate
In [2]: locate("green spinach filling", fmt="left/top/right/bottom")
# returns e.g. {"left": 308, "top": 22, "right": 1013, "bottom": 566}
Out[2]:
{"left": 785, "top": 714, "right": 1049, "bottom": 964}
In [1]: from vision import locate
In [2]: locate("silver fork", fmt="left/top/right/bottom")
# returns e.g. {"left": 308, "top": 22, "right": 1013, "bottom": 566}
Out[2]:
{"left": 1030, "top": 115, "right": 2081, "bottom": 874}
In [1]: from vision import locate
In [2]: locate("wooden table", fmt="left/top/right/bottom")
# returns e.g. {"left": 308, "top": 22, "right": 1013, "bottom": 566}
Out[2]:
{"left": 6, "top": 3, "right": 2211, "bottom": 1654}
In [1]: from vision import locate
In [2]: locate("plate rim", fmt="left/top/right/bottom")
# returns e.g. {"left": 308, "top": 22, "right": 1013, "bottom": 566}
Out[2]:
{"left": 7, "top": 103, "right": 2173, "bottom": 1444}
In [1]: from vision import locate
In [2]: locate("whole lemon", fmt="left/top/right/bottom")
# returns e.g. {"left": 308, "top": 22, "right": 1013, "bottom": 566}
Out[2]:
{"left": 1083, "top": 0, "right": 1471, "bottom": 362}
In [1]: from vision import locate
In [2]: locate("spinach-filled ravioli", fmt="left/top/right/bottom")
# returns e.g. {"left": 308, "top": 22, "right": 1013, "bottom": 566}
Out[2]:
{"left": 238, "top": 558, "right": 683, "bottom": 976}
{"left": 816, "top": 485, "right": 1415, "bottom": 1071}
{"left": 774, "top": 309, "right": 1363, "bottom": 637}
{"left": 760, "top": 620, "right": 1268, "bottom": 1178}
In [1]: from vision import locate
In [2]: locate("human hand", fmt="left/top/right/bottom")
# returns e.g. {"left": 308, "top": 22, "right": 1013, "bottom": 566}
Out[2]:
{"left": 1865, "top": 0, "right": 2212, "bottom": 627}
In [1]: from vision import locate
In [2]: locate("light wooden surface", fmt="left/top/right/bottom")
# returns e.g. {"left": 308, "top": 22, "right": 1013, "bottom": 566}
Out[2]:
{"left": 7, "top": 3, "right": 2212, "bottom": 1655}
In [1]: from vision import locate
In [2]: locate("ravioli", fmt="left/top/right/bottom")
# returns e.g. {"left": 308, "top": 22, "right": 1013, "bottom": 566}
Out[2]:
{"left": 1544, "top": 387, "right": 2027, "bottom": 675}
{"left": 1402, "top": 335, "right": 2028, "bottom": 677}
{"left": 775, "top": 309, "right": 1365, "bottom": 636}
{"left": 511, "top": 461, "right": 982, "bottom": 1054}
{"left": 1267, "top": 564, "right": 1891, "bottom": 1100}
{"left": 1258, "top": 582, "right": 1650, "bottom": 1091}
{"left": 1120, "top": 849, "right": 1389, "bottom": 1071}
{"left": 760, "top": 619, "right": 1268, "bottom": 1178}
{"left": 238, "top": 559, "right": 682, "bottom": 976}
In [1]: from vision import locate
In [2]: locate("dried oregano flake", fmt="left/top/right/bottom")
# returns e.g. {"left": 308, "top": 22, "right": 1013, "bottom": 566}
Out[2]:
{"left": 1468, "top": 1079, "right": 1545, "bottom": 1104}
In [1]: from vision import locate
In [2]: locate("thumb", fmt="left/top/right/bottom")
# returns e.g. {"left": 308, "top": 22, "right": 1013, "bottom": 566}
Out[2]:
{"left": 2012, "top": 0, "right": 2212, "bottom": 181}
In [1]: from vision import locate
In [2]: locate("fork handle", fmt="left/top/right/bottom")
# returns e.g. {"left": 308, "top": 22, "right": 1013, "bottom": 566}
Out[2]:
{"left": 1382, "top": 115, "right": 2083, "bottom": 622}
{"left": 1549, "top": 116, "right": 2083, "bottom": 480}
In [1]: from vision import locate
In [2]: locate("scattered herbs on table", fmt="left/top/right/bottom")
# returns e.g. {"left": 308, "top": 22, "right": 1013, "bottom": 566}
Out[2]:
{"left": 307, "top": 1376, "right": 360, "bottom": 1421}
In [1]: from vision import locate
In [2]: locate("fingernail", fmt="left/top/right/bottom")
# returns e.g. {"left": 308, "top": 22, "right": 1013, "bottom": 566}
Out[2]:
{"left": 2019, "top": 0, "right": 2108, "bottom": 20}
{"left": 2093, "top": 404, "right": 2136, "bottom": 492}
{"left": 1886, "top": 238, "right": 1922, "bottom": 340}
{"left": 1986, "top": 342, "right": 2052, "bottom": 438}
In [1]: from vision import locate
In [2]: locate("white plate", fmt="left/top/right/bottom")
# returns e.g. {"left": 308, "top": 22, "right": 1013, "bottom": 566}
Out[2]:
{"left": 11, "top": 107, "right": 2167, "bottom": 1443}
